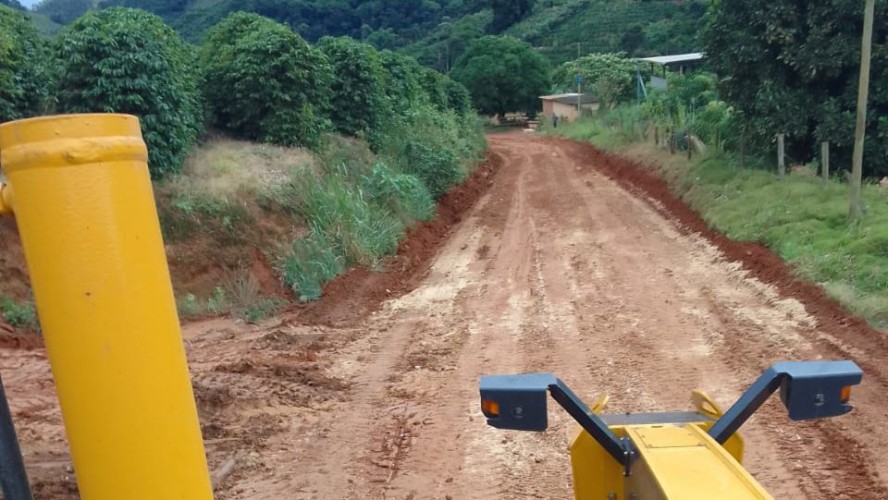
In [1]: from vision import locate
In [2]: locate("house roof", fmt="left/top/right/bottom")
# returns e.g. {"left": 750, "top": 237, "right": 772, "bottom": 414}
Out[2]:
{"left": 638, "top": 53, "right": 705, "bottom": 65}
{"left": 539, "top": 93, "right": 598, "bottom": 105}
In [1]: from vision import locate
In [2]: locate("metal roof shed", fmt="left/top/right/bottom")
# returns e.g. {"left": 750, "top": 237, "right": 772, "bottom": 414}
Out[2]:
{"left": 639, "top": 52, "right": 705, "bottom": 77}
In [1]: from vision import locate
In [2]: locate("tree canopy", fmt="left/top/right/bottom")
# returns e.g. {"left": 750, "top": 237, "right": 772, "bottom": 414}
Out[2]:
{"left": 451, "top": 35, "right": 550, "bottom": 117}
{"left": 703, "top": 0, "right": 888, "bottom": 176}
{"left": 55, "top": 7, "right": 203, "bottom": 178}
{"left": 552, "top": 53, "right": 646, "bottom": 109}
{"left": 0, "top": 4, "right": 51, "bottom": 122}
{"left": 200, "top": 12, "right": 332, "bottom": 148}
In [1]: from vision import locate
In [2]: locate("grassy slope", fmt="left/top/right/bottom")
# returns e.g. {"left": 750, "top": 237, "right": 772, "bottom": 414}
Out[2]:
{"left": 27, "top": 11, "right": 61, "bottom": 35}
{"left": 506, "top": 0, "right": 698, "bottom": 62}
{"left": 546, "top": 117, "right": 888, "bottom": 327}
{"left": 156, "top": 107, "right": 485, "bottom": 313}
{"left": 61, "top": 1, "right": 701, "bottom": 63}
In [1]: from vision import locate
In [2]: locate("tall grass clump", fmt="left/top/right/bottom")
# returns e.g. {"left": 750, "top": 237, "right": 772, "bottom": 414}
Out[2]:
{"left": 363, "top": 162, "right": 436, "bottom": 222}
{"left": 282, "top": 232, "right": 344, "bottom": 302}
{"left": 281, "top": 167, "right": 413, "bottom": 301}
{"left": 300, "top": 173, "right": 404, "bottom": 265}
{"left": 0, "top": 296, "right": 38, "bottom": 331}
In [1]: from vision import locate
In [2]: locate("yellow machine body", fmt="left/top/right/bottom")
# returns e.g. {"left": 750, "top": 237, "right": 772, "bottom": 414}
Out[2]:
{"left": 570, "top": 391, "right": 769, "bottom": 500}
{"left": 0, "top": 114, "right": 213, "bottom": 499}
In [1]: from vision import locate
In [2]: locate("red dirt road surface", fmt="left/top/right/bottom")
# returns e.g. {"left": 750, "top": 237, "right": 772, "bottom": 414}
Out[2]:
{"left": 3, "top": 132, "right": 888, "bottom": 499}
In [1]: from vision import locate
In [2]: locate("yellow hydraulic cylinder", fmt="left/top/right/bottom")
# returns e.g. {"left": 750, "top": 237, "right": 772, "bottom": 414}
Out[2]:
{"left": 0, "top": 114, "right": 213, "bottom": 499}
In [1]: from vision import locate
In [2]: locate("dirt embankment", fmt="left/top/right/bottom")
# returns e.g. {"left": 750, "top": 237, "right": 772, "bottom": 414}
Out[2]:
{"left": 296, "top": 152, "right": 502, "bottom": 326}
{"left": 2, "top": 133, "right": 887, "bottom": 499}
{"left": 550, "top": 137, "right": 888, "bottom": 367}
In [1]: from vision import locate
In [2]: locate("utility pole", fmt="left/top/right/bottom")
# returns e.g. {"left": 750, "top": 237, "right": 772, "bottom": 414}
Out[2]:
{"left": 777, "top": 133, "right": 786, "bottom": 178}
{"left": 576, "top": 76, "right": 583, "bottom": 117}
{"left": 850, "top": 0, "right": 875, "bottom": 220}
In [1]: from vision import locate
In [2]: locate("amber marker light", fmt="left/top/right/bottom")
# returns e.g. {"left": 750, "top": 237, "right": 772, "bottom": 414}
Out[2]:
{"left": 482, "top": 400, "right": 500, "bottom": 417}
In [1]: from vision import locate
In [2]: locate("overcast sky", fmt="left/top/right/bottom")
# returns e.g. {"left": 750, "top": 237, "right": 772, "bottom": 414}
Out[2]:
{"left": 19, "top": 0, "right": 40, "bottom": 8}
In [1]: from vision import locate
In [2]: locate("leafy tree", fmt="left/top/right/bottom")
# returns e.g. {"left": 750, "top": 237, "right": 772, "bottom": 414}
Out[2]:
{"left": 451, "top": 35, "right": 550, "bottom": 117}
{"left": 34, "top": 0, "right": 91, "bottom": 24}
{"left": 703, "top": 0, "right": 888, "bottom": 176}
{"left": 0, "top": 1, "right": 24, "bottom": 10}
{"left": 318, "top": 36, "right": 387, "bottom": 138}
{"left": 0, "top": 4, "right": 51, "bottom": 122}
{"left": 489, "top": 0, "right": 534, "bottom": 33}
{"left": 552, "top": 53, "right": 645, "bottom": 109}
{"left": 200, "top": 12, "right": 332, "bottom": 148}
{"left": 55, "top": 8, "right": 203, "bottom": 179}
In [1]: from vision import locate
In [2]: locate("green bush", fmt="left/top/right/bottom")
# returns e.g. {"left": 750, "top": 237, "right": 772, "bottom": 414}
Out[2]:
{"left": 379, "top": 50, "right": 427, "bottom": 106}
{"left": 402, "top": 140, "right": 464, "bottom": 199}
{"left": 55, "top": 8, "right": 203, "bottom": 179}
{"left": 0, "top": 5, "right": 51, "bottom": 122}
{"left": 317, "top": 37, "right": 387, "bottom": 139}
{"left": 200, "top": 13, "right": 332, "bottom": 148}
{"left": 0, "top": 297, "right": 38, "bottom": 331}
{"left": 442, "top": 76, "right": 472, "bottom": 114}
{"left": 419, "top": 67, "right": 449, "bottom": 111}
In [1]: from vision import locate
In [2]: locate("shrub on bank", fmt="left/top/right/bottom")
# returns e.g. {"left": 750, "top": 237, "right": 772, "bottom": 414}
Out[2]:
{"left": 200, "top": 13, "right": 332, "bottom": 149}
{"left": 0, "top": 5, "right": 51, "bottom": 122}
{"left": 55, "top": 8, "right": 202, "bottom": 179}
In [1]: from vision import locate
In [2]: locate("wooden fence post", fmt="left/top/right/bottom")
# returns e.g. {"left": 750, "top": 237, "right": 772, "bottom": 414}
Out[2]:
{"left": 777, "top": 133, "right": 786, "bottom": 178}
{"left": 821, "top": 141, "right": 830, "bottom": 182}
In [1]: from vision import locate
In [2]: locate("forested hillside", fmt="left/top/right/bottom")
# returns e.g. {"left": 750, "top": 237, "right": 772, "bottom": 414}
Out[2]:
{"left": 28, "top": 0, "right": 705, "bottom": 67}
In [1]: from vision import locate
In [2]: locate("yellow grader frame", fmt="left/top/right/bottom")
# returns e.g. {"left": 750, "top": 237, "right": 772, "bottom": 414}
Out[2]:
{"left": 480, "top": 361, "right": 862, "bottom": 499}
{"left": 0, "top": 114, "right": 213, "bottom": 499}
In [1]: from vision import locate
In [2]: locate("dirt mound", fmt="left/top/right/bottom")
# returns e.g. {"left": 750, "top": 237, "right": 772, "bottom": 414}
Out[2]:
{"left": 296, "top": 152, "right": 503, "bottom": 326}
{"left": 0, "top": 331, "right": 43, "bottom": 350}
{"left": 0, "top": 218, "right": 31, "bottom": 301}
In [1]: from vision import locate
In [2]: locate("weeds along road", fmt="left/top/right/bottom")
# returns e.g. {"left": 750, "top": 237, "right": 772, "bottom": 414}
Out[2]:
{"left": 3, "top": 132, "right": 888, "bottom": 498}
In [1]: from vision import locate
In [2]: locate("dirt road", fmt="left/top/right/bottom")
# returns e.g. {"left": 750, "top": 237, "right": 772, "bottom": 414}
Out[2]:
{"left": 3, "top": 132, "right": 888, "bottom": 498}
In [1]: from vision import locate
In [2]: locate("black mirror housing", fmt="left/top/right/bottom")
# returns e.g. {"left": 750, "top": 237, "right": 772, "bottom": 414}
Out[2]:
{"left": 774, "top": 360, "right": 862, "bottom": 420}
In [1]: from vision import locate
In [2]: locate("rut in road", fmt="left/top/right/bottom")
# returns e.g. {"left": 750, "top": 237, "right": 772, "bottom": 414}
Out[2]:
{"left": 3, "top": 132, "right": 887, "bottom": 499}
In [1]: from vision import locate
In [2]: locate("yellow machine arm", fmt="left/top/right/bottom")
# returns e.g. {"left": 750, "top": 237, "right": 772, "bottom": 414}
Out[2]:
{"left": 479, "top": 361, "right": 862, "bottom": 499}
